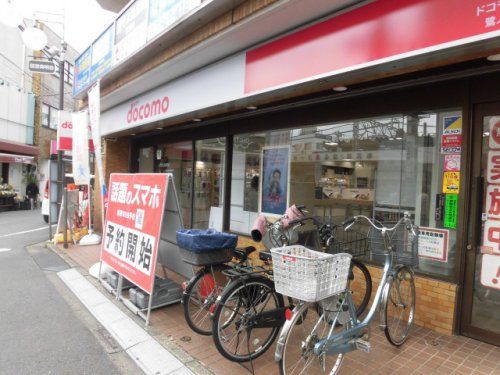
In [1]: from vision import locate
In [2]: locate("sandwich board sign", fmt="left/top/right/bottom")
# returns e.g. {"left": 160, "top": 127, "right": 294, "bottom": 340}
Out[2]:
{"left": 100, "top": 173, "right": 190, "bottom": 324}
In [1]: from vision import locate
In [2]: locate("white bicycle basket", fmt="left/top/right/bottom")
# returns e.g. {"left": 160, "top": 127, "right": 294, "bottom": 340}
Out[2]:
{"left": 271, "top": 245, "right": 351, "bottom": 302}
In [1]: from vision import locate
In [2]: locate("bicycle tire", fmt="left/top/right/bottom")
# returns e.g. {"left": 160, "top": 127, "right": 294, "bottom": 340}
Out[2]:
{"left": 383, "top": 265, "right": 415, "bottom": 346}
{"left": 212, "top": 276, "right": 284, "bottom": 362}
{"left": 182, "top": 265, "right": 231, "bottom": 336}
{"left": 350, "top": 259, "right": 372, "bottom": 317}
{"left": 279, "top": 302, "right": 345, "bottom": 375}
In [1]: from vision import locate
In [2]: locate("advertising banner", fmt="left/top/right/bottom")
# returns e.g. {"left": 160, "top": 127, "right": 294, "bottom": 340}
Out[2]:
{"left": 101, "top": 173, "right": 169, "bottom": 294}
{"left": 147, "top": 0, "right": 201, "bottom": 40}
{"left": 73, "top": 47, "right": 92, "bottom": 95}
{"left": 114, "top": 0, "right": 148, "bottom": 65}
{"left": 487, "top": 150, "right": 500, "bottom": 183}
{"left": 418, "top": 227, "right": 449, "bottom": 262}
{"left": 72, "top": 111, "right": 91, "bottom": 186}
{"left": 57, "top": 110, "right": 73, "bottom": 151}
{"left": 88, "top": 82, "right": 105, "bottom": 188}
{"left": 260, "top": 146, "right": 290, "bottom": 216}
{"left": 91, "top": 25, "right": 114, "bottom": 82}
{"left": 440, "top": 134, "right": 462, "bottom": 154}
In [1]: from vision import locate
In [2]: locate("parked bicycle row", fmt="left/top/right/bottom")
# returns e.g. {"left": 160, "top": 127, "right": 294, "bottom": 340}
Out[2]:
{"left": 176, "top": 205, "right": 419, "bottom": 374}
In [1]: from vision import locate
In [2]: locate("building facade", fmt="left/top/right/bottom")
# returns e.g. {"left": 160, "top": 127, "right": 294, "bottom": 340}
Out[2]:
{"left": 75, "top": 0, "right": 500, "bottom": 345}
{"left": 0, "top": 21, "right": 37, "bottom": 198}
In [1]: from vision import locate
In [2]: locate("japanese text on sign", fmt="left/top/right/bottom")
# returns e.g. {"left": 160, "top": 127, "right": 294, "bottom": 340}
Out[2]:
{"left": 480, "top": 254, "right": 500, "bottom": 290}
{"left": 476, "top": 1, "right": 500, "bottom": 29}
{"left": 444, "top": 194, "right": 458, "bottom": 229}
{"left": 442, "top": 172, "right": 460, "bottom": 194}
{"left": 418, "top": 227, "right": 448, "bottom": 262}
{"left": 104, "top": 221, "right": 154, "bottom": 275}
{"left": 101, "top": 173, "right": 169, "bottom": 294}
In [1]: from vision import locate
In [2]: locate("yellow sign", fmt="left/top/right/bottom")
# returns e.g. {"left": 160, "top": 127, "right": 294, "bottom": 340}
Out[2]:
{"left": 442, "top": 172, "right": 460, "bottom": 194}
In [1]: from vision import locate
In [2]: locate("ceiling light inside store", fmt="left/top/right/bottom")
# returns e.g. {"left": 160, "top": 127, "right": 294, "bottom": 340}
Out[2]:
{"left": 193, "top": 118, "right": 202, "bottom": 122}
{"left": 156, "top": 127, "right": 162, "bottom": 130}
{"left": 484, "top": 131, "right": 490, "bottom": 136}
{"left": 246, "top": 106, "right": 257, "bottom": 110}
{"left": 395, "top": 137, "right": 403, "bottom": 140}
{"left": 131, "top": 133, "right": 136, "bottom": 136}
{"left": 487, "top": 54, "right": 500, "bottom": 61}
{"left": 325, "top": 142, "right": 338, "bottom": 146}
{"left": 333, "top": 86, "right": 348, "bottom": 92}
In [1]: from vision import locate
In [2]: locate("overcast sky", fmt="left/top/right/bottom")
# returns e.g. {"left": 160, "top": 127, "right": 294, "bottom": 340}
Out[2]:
{"left": 11, "top": 0, "right": 116, "bottom": 53}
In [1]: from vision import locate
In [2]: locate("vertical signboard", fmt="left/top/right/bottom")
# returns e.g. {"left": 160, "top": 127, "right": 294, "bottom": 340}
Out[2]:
{"left": 91, "top": 25, "right": 114, "bottom": 82}
{"left": 73, "top": 48, "right": 92, "bottom": 95}
{"left": 147, "top": 0, "right": 201, "bottom": 40}
{"left": 481, "top": 116, "right": 500, "bottom": 289}
{"left": 114, "top": 0, "right": 148, "bottom": 65}
{"left": 101, "top": 173, "right": 169, "bottom": 294}
{"left": 57, "top": 110, "right": 73, "bottom": 151}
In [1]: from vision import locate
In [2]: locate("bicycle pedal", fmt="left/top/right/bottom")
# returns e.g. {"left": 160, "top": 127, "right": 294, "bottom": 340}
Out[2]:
{"left": 354, "top": 339, "right": 371, "bottom": 353}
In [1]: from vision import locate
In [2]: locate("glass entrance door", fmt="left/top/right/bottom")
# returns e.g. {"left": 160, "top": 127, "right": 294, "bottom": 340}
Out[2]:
{"left": 462, "top": 103, "right": 500, "bottom": 346}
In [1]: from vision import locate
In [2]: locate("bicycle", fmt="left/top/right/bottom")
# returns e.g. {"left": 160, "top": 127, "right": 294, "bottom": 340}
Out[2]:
{"left": 286, "top": 215, "right": 372, "bottom": 317}
{"left": 275, "top": 212, "right": 418, "bottom": 375}
{"left": 182, "top": 205, "right": 307, "bottom": 336}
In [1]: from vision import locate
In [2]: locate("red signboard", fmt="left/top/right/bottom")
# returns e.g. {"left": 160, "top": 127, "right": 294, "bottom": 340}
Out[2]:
{"left": 245, "top": 0, "right": 500, "bottom": 93}
{"left": 101, "top": 173, "right": 169, "bottom": 294}
{"left": 57, "top": 111, "right": 95, "bottom": 152}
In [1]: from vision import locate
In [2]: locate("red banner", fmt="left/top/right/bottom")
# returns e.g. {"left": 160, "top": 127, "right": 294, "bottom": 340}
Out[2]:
{"left": 101, "top": 173, "right": 169, "bottom": 294}
{"left": 245, "top": 0, "right": 500, "bottom": 93}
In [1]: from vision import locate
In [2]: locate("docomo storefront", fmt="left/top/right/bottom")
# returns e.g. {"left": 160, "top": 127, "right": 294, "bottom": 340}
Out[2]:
{"left": 99, "top": 0, "right": 500, "bottom": 345}
{"left": 126, "top": 96, "right": 170, "bottom": 125}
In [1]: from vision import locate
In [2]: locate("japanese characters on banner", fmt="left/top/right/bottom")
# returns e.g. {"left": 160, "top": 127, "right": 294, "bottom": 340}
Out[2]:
{"left": 418, "top": 227, "right": 449, "bottom": 262}
{"left": 101, "top": 173, "right": 168, "bottom": 294}
{"left": 72, "top": 111, "right": 91, "bottom": 186}
{"left": 481, "top": 116, "right": 500, "bottom": 290}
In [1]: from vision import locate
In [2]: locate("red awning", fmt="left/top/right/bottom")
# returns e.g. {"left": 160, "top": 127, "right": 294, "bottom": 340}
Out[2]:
{"left": 0, "top": 139, "right": 38, "bottom": 156}
{"left": 0, "top": 153, "right": 35, "bottom": 164}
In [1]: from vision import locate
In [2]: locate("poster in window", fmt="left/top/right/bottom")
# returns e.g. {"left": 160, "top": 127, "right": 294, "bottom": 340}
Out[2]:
{"left": 260, "top": 146, "right": 290, "bottom": 216}
{"left": 418, "top": 227, "right": 449, "bottom": 262}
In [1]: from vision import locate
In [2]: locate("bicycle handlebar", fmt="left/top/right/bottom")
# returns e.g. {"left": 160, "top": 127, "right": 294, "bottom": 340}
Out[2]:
{"left": 346, "top": 211, "right": 416, "bottom": 235}
{"left": 288, "top": 216, "right": 322, "bottom": 226}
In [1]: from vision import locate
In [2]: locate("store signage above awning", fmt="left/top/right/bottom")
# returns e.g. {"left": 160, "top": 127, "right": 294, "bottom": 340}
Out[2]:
{"left": 100, "top": 0, "right": 500, "bottom": 136}
{"left": 245, "top": 0, "right": 500, "bottom": 93}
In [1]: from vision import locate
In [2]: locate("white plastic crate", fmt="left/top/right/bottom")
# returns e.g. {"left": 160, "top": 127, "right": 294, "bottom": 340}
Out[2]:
{"left": 271, "top": 245, "right": 351, "bottom": 302}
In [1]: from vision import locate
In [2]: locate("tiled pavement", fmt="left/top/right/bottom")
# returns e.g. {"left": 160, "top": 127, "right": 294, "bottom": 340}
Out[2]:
{"left": 57, "top": 243, "right": 500, "bottom": 375}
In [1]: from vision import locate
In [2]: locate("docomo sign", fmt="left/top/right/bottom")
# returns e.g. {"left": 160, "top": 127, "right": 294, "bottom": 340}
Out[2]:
{"left": 56, "top": 110, "right": 95, "bottom": 152}
{"left": 126, "top": 96, "right": 170, "bottom": 125}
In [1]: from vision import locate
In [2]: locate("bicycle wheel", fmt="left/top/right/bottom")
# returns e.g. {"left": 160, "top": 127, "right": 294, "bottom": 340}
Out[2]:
{"left": 279, "top": 301, "right": 345, "bottom": 375}
{"left": 384, "top": 266, "right": 415, "bottom": 346}
{"left": 182, "top": 265, "right": 231, "bottom": 335}
{"left": 350, "top": 259, "right": 372, "bottom": 317}
{"left": 212, "top": 276, "right": 284, "bottom": 362}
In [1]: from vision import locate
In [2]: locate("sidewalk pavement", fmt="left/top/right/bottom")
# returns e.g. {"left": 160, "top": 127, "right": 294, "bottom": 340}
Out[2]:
{"left": 52, "top": 242, "right": 500, "bottom": 375}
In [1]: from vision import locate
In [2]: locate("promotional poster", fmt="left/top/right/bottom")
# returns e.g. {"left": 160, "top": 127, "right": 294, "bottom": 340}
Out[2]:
{"left": 260, "top": 146, "right": 290, "bottom": 216}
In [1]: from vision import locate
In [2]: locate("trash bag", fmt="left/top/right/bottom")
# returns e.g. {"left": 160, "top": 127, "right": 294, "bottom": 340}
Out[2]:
{"left": 176, "top": 229, "right": 238, "bottom": 253}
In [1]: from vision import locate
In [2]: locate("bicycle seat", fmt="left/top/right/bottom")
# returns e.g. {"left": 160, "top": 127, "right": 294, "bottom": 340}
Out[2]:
{"left": 233, "top": 246, "right": 256, "bottom": 261}
{"left": 259, "top": 251, "right": 272, "bottom": 262}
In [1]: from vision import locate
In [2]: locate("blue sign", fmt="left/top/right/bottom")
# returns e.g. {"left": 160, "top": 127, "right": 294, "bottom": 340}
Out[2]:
{"left": 90, "top": 25, "right": 114, "bottom": 82}
{"left": 73, "top": 47, "right": 92, "bottom": 95}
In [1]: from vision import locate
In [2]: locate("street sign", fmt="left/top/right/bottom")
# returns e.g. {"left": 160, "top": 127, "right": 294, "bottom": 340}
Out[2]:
{"left": 28, "top": 59, "right": 56, "bottom": 74}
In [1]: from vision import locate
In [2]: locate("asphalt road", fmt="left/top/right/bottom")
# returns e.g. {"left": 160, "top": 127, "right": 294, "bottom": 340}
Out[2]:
{"left": 0, "top": 209, "right": 139, "bottom": 375}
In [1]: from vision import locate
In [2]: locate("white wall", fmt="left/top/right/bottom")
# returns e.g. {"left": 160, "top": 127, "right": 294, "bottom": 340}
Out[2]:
{"left": 0, "top": 84, "right": 35, "bottom": 144}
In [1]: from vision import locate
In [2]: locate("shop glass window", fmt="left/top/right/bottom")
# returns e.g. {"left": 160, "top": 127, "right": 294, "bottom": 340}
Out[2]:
{"left": 42, "top": 103, "right": 57, "bottom": 130}
{"left": 156, "top": 142, "right": 193, "bottom": 227}
{"left": 230, "top": 108, "right": 462, "bottom": 280}
{"left": 193, "top": 138, "right": 225, "bottom": 229}
{"left": 41, "top": 104, "right": 50, "bottom": 127}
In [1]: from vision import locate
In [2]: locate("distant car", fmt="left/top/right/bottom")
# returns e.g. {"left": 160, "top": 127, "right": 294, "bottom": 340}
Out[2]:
{"left": 41, "top": 180, "right": 49, "bottom": 223}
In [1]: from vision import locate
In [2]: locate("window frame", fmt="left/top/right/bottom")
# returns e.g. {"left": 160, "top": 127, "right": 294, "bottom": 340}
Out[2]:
{"left": 41, "top": 103, "right": 58, "bottom": 130}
